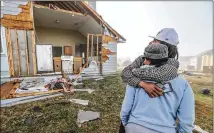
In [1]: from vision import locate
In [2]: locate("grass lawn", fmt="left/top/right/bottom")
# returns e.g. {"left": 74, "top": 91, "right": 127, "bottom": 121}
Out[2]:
{"left": 1, "top": 74, "right": 213, "bottom": 133}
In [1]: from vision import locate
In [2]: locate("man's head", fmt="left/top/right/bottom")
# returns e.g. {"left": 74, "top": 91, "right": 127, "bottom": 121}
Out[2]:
{"left": 143, "top": 44, "right": 168, "bottom": 67}
{"left": 149, "top": 28, "right": 179, "bottom": 59}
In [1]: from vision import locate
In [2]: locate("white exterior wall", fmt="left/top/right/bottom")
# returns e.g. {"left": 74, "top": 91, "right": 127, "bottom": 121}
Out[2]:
{"left": 102, "top": 42, "right": 117, "bottom": 74}
{"left": 1, "top": 1, "right": 28, "bottom": 78}
{"left": 189, "top": 57, "right": 197, "bottom": 70}
{"left": 1, "top": 26, "right": 10, "bottom": 78}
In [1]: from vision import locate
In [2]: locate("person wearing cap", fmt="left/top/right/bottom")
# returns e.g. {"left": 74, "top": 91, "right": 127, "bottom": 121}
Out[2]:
{"left": 121, "top": 28, "right": 180, "bottom": 98}
{"left": 120, "top": 43, "right": 195, "bottom": 133}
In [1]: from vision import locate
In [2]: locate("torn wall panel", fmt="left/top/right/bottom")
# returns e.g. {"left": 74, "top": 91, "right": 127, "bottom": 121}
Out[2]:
{"left": 26, "top": 31, "right": 34, "bottom": 75}
{"left": 17, "top": 30, "right": 28, "bottom": 76}
{"left": 0, "top": 2, "right": 33, "bottom": 30}
{"left": 10, "top": 29, "right": 19, "bottom": 77}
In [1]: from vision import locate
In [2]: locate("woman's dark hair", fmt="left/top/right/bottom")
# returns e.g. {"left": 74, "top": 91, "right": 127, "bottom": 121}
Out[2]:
{"left": 154, "top": 39, "right": 179, "bottom": 59}
{"left": 146, "top": 58, "right": 168, "bottom": 67}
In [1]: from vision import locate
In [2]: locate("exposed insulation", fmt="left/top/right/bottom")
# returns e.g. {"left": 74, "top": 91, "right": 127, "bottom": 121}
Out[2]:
{"left": 0, "top": 2, "right": 33, "bottom": 30}
{"left": 102, "top": 35, "right": 116, "bottom": 43}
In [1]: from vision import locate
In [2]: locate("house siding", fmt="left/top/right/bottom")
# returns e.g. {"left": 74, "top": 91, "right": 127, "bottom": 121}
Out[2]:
{"left": 1, "top": 1, "right": 29, "bottom": 78}
{"left": 102, "top": 42, "right": 117, "bottom": 74}
{"left": 1, "top": 26, "right": 10, "bottom": 78}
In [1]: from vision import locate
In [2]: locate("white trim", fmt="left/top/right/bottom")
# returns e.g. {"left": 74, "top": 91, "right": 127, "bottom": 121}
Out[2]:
{"left": 1, "top": 26, "right": 7, "bottom": 55}
{"left": 1, "top": 1, "right": 3, "bottom": 6}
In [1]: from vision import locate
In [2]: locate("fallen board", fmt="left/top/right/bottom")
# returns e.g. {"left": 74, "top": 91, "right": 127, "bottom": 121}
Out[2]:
{"left": 0, "top": 81, "right": 19, "bottom": 99}
{"left": 1, "top": 93, "right": 63, "bottom": 107}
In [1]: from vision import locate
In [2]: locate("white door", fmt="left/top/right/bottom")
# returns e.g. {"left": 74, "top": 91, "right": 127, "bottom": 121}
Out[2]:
{"left": 36, "top": 45, "right": 53, "bottom": 72}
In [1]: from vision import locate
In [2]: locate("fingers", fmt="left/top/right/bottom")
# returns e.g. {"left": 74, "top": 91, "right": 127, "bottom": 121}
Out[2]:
{"left": 154, "top": 86, "right": 162, "bottom": 92}
{"left": 154, "top": 89, "right": 163, "bottom": 96}
{"left": 151, "top": 92, "right": 158, "bottom": 97}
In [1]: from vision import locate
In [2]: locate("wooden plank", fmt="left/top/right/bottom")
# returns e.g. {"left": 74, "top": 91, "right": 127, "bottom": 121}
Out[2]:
{"left": 100, "top": 37, "right": 103, "bottom": 75}
{"left": 27, "top": 31, "right": 34, "bottom": 75}
{"left": 97, "top": 36, "right": 99, "bottom": 62}
{"left": 14, "top": 89, "right": 64, "bottom": 98}
{"left": 16, "top": 30, "right": 21, "bottom": 76}
{"left": 6, "top": 28, "right": 15, "bottom": 76}
{"left": 17, "top": 30, "right": 28, "bottom": 76}
{"left": 10, "top": 29, "right": 18, "bottom": 76}
{"left": 86, "top": 34, "right": 89, "bottom": 67}
{"left": 0, "top": 81, "right": 19, "bottom": 99}
{"left": 91, "top": 35, "right": 93, "bottom": 58}
{"left": 25, "top": 31, "right": 30, "bottom": 75}
{"left": 31, "top": 31, "right": 37, "bottom": 75}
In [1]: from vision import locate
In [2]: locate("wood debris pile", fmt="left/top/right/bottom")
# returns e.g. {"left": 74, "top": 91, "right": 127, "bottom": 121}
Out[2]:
{"left": 0, "top": 74, "right": 75, "bottom": 99}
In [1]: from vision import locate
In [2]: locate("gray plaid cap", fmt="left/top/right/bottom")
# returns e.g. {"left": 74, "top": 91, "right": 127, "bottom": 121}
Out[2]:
{"left": 143, "top": 43, "right": 168, "bottom": 59}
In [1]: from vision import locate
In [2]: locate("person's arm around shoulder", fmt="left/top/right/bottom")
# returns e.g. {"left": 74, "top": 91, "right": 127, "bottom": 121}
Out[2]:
{"left": 120, "top": 85, "right": 136, "bottom": 126}
{"left": 121, "top": 56, "right": 144, "bottom": 87}
{"left": 177, "top": 81, "right": 195, "bottom": 133}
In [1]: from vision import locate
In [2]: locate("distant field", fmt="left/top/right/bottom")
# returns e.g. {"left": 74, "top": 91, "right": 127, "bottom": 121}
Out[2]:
{"left": 0, "top": 73, "right": 213, "bottom": 133}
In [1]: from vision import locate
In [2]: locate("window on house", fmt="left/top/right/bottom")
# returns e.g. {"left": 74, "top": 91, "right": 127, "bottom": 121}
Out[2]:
{"left": 75, "top": 44, "right": 86, "bottom": 57}
{"left": 52, "top": 46, "right": 63, "bottom": 57}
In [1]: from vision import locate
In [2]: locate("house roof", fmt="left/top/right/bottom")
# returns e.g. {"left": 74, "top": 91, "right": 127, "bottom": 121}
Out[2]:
{"left": 34, "top": 1, "right": 126, "bottom": 42}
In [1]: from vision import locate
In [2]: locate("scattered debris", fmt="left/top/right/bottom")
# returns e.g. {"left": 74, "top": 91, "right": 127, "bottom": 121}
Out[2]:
{"left": 94, "top": 77, "right": 104, "bottom": 81}
{"left": 200, "top": 88, "right": 211, "bottom": 95}
{"left": 81, "top": 60, "right": 99, "bottom": 75}
{"left": 70, "top": 99, "right": 89, "bottom": 106}
{"left": 74, "top": 89, "right": 95, "bottom": 94}
{"left": 1, "top": 93, "right": 63, "bottom": 107}
{"left": 45, "top": 73, "right": 74, "bottom": 93}
{"left": 0, "top": 80, "right": 20, "bottom": 99}
{"left": 19, "top": 78, "right": 45, "bottom": 90}
{"left": 24, "top": 117, "right": 33, "bottom": 125}
{"left": 77, "top": 110, "right": 100, "bottom": 125}
{"left": 194, "top": 125, "right": 209, "bottom": 133}
{"left": 32, "top": 106, "right": 43, "bottom": 112}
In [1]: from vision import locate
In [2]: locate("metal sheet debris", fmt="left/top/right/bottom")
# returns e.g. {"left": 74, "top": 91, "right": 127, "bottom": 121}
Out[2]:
{"left": 70, "top": 99, "right": 89, "bottom": 106}
{"left": 74, "top": 89, "right": 95, "bottom": 94}
{"left": 1, "top": 93, "right": 63, "bottom": 107}
{"left": 77, "top": 110, "right": 100, "bottom": 124}
{"left": 81, "top": 60, "right": 99, "bottom": 75}
{"left": 194, "top": 125, "right": 209, "bottom": 133}
{"left": 94, "top": 77, "right": 104, "bottom": 81}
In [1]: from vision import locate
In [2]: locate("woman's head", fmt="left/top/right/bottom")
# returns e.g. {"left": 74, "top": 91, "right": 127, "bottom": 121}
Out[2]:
{"left": 149, "top": 28, "right": 179, "bottom": 59}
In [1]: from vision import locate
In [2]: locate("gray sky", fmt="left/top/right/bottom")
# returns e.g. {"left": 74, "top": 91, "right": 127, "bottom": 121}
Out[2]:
{"left": 97, "top": 1, "right": 213, "bottom": 61}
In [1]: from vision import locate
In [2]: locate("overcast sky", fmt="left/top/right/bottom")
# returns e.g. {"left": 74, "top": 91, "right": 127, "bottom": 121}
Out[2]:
{"left": 97, "top": 1, "right": 213, "bottom": 61}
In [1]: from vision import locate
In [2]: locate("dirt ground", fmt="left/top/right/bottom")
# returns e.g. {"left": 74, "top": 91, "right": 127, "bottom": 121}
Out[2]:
{"left": 0, "top": 74, "right": 213, "bottom": 133}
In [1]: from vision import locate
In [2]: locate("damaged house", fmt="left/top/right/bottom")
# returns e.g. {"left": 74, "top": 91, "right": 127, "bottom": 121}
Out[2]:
{"left": 0, "top": 1, "right": 126, "bottom": 79}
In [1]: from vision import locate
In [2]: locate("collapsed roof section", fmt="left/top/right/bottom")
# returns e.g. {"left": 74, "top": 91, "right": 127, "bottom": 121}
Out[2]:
{"left": 33, "top": 1, "right": 126, "bottom": 43}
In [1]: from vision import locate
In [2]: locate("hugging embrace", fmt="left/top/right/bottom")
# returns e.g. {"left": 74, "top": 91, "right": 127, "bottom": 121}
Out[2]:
{"left": 120, "top": 28, "right": 195, "bottom": 133}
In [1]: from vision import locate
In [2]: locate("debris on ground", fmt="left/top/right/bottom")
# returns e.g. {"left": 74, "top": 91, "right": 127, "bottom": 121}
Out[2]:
{"left": 32, "top": 106, "right": 43, "bottom": 112}
{"left": 74, "top": 89, "right": 95, "bottom": 94}
{"left": 94, "top": 77, "right": 104, "bottom": 81}
{"left": 0, "top": 79, "right": 21, "bottom": 99}
{"left": 77, "top": 110, "right": 100, "bottom": 126}
{"left": 200, "top": 88, "right": 211, "bottom": 95}
{"left": 24, "top": 117, "right": 33, "bottom": 125}
{"left": 70, "top": 99, "right": 89, "bottom": 106}
{"left": 194, "top": 125, "right": 209, "bottom": 133}
{"left": 1, "top": 93, "right": 63, "bottom": 107}
{"left": 45, "top": 73, "right": 74, "bottom": 93}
